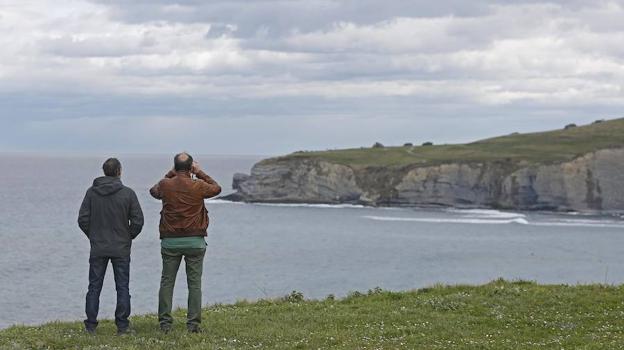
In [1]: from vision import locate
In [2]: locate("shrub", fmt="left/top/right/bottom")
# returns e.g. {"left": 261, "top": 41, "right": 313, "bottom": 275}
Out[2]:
{"left": 422, "top": 141, "right": 434, "bottom": 146}
{"left": 564, "top": 123, "right": 577, "bottom": 130}
{"left": 283, "top": 290, "right": 304, "bottom": 303}
{"left": 372, "top": 142, "right": 384, "bottom": 148}
{"left": 347, "top": 291, "right": 364, "bottom": 299}
{"left": 367, "top": 287, "right": 384, "bottom": 295}
{"left": 403, "top": 142, "right": 413, "bottom": 147}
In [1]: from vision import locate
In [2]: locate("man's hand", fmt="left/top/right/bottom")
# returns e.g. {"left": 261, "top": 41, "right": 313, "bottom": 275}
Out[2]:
{"left": 191, "top": 161, "right": 201, "bottom": 174}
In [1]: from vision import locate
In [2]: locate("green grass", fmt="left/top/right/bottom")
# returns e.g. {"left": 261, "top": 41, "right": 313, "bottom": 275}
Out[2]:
{"left": 274, "top": 118, "right": 624, "bottom": 168}
{"left": 3, "top": 280, "right": 624, "bottom": 349}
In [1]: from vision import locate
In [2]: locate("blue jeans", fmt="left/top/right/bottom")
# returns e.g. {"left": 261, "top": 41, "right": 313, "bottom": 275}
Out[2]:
{"left": 84, "top": 256, "right": 131, "bottom": 331}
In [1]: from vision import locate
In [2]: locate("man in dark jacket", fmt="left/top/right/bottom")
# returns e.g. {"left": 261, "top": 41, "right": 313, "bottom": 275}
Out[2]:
{"left": 150, "top": 152, "right": 221, "bottom": 333}
{"left": 78, "top": 158, "right": 144, "bottom": 335}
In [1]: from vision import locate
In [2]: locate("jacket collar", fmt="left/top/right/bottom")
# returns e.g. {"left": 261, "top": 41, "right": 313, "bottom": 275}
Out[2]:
{"left": 92, "top": 176, "right": 124, "bottom": 196}
{"left": 176, "top": 170, "right": 192, "bottom": 178}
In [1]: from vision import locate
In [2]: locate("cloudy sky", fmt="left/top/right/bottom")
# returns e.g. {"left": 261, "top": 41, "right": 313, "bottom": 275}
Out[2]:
{"left": 1, "top": 0, "right": 623, "bottom": 155}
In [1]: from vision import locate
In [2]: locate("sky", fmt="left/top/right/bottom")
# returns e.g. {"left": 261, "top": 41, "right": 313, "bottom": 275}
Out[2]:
{"left": 1, "top": 0, "right": 623, "bottom": 155}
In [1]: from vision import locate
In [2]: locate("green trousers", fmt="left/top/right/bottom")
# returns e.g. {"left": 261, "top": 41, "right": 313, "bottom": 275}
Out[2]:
{"left": 158, "top": 247, "right": 206, "bottom": 328}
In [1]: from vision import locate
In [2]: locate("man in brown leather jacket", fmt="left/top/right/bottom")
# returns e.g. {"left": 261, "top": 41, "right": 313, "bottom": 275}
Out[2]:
{"left": 150, "top": 152, "right": 221, "bottom": 333}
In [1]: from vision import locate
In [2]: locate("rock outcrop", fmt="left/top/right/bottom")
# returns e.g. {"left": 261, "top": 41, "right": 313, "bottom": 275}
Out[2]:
{"left": 228, "top": 159, "right": 362, "bottom": 204}
{"left": 222, "top": 148, "right": 624, "bottom": 213}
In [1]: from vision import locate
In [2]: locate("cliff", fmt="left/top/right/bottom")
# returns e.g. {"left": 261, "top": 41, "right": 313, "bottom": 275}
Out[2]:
{"left": 223, "top": 118, "right": 624, "bottom": 212}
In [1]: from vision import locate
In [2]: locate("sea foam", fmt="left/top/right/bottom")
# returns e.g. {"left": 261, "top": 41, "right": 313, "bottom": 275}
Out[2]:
{"left": 362, "top": 215, "right": 529, "bottom": 225}
{"left": 444, "top": 208, "right": 526, "bottom": 219}
{"left": 362, "top": 215, "right": 623, "bottom": 228}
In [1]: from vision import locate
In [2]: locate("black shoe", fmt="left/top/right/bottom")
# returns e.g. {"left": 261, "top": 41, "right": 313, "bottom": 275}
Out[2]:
{"left": 187, "top": 326, "right": 203, "bottom": 334}
{"left": 160, "top": 325, "right": 172, "bottom": 334}
{"left": 85, "top": 328, "right": 96, "bottom": 335}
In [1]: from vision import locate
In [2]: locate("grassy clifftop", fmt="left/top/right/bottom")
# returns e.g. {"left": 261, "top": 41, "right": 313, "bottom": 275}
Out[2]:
{"left": 2, "top": 280, "right": 624, "bottom": 349}
{"left": 276, "top": 118, "right": 624, "bottom": 168}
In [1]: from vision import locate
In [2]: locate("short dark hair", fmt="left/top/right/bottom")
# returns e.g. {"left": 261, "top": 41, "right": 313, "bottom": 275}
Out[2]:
{"left": 102, "top": 158, "right": 122, "bottom": 177}
{"left": 174, "top": 152, "right": 193, "bottom": 171}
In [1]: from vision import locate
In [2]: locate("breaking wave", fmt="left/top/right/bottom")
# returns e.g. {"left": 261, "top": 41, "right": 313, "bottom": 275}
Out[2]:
{"left": 363, "top": 215, "right": 623, "bottom": 228}
{"left": 207, "top": 199, "right": 622, "bottom": 228}
{"left": 363, "top": 215, "right": 530, "bottom": 225}
{"left": 444, "top": 208, "right": 526, "bottom": 219}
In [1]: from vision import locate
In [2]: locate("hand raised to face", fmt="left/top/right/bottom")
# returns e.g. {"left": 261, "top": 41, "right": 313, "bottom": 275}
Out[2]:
{"left": 191, "top": 161, "right": 201, "bottom": 174}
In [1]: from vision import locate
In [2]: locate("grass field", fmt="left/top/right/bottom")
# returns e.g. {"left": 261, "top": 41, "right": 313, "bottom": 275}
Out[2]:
{"left": 2, "top": 280, "right": 624, "bottom": 349}
{"left": 275, "top": 118, "right": 624, "bottom": 168}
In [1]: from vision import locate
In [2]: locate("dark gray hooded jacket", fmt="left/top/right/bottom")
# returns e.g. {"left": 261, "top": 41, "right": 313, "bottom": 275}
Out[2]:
{"left": 78, "top": 176, "right": 144, "bottom": 257}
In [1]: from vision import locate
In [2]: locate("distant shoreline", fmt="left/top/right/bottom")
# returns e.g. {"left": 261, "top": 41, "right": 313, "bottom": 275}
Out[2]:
{"left": 216, "top": 196, "right": 624, "bottom": 217}
{"left": 225, "top": 119, "right": 624, "bottom": 213}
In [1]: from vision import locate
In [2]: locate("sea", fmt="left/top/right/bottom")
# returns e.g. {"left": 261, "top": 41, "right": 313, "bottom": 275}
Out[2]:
{"left": 1, "top": 153, "right": 623, "bottom": 329}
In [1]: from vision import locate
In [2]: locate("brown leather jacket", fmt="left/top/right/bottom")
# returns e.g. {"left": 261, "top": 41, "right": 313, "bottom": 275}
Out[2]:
{"left": 150, "top": 170, "right": 221, "bottom": 238}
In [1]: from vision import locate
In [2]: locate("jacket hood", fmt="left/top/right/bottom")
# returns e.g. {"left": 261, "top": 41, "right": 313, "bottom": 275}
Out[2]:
{"left": 92, "top": 176, "right": 124, "bottom": 196}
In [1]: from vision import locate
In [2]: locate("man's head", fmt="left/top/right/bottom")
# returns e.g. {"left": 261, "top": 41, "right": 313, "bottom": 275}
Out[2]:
{"left": 103, "top": 158, "right": 122, "bottom": 177}
{"left": 174, "top": 152, "right": 194, "bottom": 172}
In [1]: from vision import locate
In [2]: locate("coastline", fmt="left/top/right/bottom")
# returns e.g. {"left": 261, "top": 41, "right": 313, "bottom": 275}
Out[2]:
{"left": 224, "top": 119, "right": 624, "bottom": 214}
{"left": 215, "top": 197, "right": 624, "bottom": 218}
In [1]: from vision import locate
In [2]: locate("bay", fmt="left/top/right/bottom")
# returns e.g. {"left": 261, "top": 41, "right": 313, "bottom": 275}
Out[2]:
{"left": 0, "top": 154, "right": 623, "bottom": 329}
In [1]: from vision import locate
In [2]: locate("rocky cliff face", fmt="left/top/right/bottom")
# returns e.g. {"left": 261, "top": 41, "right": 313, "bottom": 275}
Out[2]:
{"left": 225, "top": 159, "right": 362, "bottom": 204}
{"left": 223, "top": 149, "right": 624, "bottom": 212}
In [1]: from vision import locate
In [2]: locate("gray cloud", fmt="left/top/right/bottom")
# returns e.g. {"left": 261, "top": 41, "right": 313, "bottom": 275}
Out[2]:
{"left": 90, "top": 0, "right": 601, "bottom": 38}
{"left": 0, "top": 0, "right": 623, "bottom": 154}
{"left": 94, "top": 0, "right": 490, "bottom": 33}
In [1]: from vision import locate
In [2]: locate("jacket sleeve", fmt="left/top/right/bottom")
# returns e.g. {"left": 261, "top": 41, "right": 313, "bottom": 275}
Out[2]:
{"left": 78, "top": 189, "right": 91, "bottom": 237}
{"left": 195, "top": 170, "right": 222, "bottom": 199}
{"left": 149, "top": 182, "right": 161, "bottom": 199}
{"left": 149, "top": 171, "right": 175, "bottom": 199}
{"left": 128, "top": 190, "right": 144, "bottom": 239}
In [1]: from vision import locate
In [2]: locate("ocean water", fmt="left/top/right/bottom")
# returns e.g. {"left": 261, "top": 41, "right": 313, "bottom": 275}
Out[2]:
{"left": 0, "top": 153, "right": 623, "bottom": 329}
